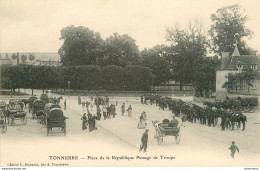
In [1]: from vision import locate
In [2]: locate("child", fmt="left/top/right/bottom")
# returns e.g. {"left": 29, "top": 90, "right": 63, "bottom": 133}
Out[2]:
{"left": 229, "top": 141, "right": 239, "bottom": 158}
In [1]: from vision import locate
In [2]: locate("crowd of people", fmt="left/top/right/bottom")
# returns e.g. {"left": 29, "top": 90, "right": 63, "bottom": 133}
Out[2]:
{"left": 79, "top": 95, "right": 136, "bottom": 132}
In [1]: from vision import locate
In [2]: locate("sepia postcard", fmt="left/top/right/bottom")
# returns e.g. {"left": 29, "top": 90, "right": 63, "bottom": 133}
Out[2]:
{"left": 0, "top": 0, "right": 260, "bottom": 168}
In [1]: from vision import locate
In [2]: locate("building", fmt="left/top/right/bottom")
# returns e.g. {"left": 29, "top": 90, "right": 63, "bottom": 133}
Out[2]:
{"left": 216, "top": 45, "right": 260, "bottom": 99}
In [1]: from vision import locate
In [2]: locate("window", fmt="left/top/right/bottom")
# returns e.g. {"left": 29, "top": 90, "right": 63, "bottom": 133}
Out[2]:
{"left": 237, "top": 64, "right": 243, "bottom": 69}
{"left": 250, "top": 64, "right": 257, "bottom": 70}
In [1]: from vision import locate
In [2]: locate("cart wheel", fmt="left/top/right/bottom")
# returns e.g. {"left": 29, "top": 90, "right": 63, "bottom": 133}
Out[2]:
{"left": 247, "top": 103, "right": 257, "bottom": 113}
{"left": 1, "top": 122, "right": 7, "bottom": 133}
{"left": 21, "top": 116, "right": 27, "bottom": 125}
{"left": 156, "top": 129, "right": 163, "bottom": 145}
{"left": 175, "top": 134, "right": 181, "bottom": 144}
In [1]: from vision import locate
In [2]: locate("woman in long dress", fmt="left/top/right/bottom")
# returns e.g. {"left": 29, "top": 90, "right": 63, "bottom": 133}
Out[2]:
{"left": 138, "top": 111, "right": 147, "bottom": 129}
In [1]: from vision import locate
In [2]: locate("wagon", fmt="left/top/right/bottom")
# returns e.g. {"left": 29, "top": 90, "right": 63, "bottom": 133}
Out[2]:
{"left": 46, "top": 108, "right": 67, "bottom": 136}
{"left": 43, "top": 103, "right": 61, "bottom": 125}
{"left": 32, "top": 99, "right": 45, "bottom": 119}
{"left": 8, "top": 109, "right": 27, "bottom": 125}
{"left": 154, "top": 122, "right": 181, "bottom": 145}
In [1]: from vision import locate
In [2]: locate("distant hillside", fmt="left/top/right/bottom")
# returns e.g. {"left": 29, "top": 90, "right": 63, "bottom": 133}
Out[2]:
{"left": 0, "top": 53, "right": 60, "bottom": 61}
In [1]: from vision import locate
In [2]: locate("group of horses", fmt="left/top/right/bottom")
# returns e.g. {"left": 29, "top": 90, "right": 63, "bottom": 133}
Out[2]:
{"left": 142, "top": 94, "right": 248, "bottom": 131}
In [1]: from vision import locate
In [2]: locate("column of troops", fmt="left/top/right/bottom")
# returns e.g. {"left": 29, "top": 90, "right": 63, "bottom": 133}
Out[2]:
{"left": 140, "top": 94, "right": 247, "bottom": 131}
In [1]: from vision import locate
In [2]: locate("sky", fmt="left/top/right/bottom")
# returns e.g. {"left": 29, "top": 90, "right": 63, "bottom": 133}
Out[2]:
{"left": 0, "top": 0, "right": 260, "bottom": 54}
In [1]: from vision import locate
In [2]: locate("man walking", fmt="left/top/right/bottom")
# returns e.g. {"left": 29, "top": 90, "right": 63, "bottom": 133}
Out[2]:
{"left": 139, "top": 129, "right": 149, "bottom": 152}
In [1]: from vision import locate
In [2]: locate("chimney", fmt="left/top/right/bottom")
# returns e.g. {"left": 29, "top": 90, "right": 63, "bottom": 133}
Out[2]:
{"left": 221, "top": 52, "right": 229, "bottom": 69}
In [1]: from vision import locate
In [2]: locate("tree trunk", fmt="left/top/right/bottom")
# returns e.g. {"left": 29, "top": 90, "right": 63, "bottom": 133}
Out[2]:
{"left": 31, "top": 88, "right": 34, "bottom": 96}
{"left": 43, "top": 89, "right": 44, "bottom": 94}
{"left": 179, "top": 80, "right": 183, "bottom": 91}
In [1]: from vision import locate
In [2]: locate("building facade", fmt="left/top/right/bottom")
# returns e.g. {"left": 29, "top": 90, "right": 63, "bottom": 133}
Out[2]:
{"left": 216, "top": 46, "right": 260, "bottom": 99}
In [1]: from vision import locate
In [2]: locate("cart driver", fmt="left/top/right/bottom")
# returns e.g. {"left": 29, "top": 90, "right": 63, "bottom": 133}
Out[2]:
{"left": 169, "top": 116, "right": 179, "bottom": 127}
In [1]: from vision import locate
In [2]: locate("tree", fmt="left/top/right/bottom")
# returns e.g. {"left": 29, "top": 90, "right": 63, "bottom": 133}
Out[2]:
{"left": 141, "top": 48, "right": 171, "bottom": 85}
{"left": 209, "top": 4, "right": 254, "bottom": 55}
{"left": 222, "top": 69, "right": 259, "bottom": 94}
{"left": 166, "top": 21, "right": 208, "bottom": 90}
{"left": 58, "top": 25, "right": 104, "bottom": 66}
{"left": 11, "top": 53, "right": 17, "bottom": 60}
{"left": 240, "top": 69, "right": 259, "bottom": 94}
{"left": 21, "top": 54, "right": 27, "bottom": 64}
{"left": 28, "top": 53, "right": 35, "bottom": 62}
{"left": 222, "top": 72, "right": 238, "bottom": 92}
{"left": 100, "top": 33, "right": 141, "bottom": 67}
{"left": 125, "top": 65, "right": 154, "bottom": 91}
{"left": 194, "top": 56, "right": 220, "bottom": 97}
{"left": 101, "top": 65, "right": 125, "bottom": 90}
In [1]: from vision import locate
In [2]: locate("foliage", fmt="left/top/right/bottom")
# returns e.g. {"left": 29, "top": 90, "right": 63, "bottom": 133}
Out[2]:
{"left": 222, "top": 72, "right": 238, "bottom": 92}
{"left": 166, "top": 21, "right": 208, "bottom": 90}
{"left": 58, "top": 25, "right": 104, "bottom": 66}
{"left": 101, "top": 65, "right": 125, "bottom": 90}
{"left": 28, "top": 53, "right": 35, "bottom": 62}
{"left": 193, "top": 56, "right": 221, "bottom": 97}
{"left": 222, "top": 69, "right": 259, "bottom": 94}
{"left": 209, "top": 4, "right": 254, "bottom": 55}
{"left": 21, "top": 54, "right": 27, "bottom": 64}
{"left": 124, "top": 65, "right": 154, "bottom": 91}
{"left": 11, "top": 53, "right": 17, "bottom": 60}
{"left": 100, "top": 33, "right": 141, "bottom": 67}
{"left": 141, "top": 47, "right": 171, "bottom": 85}
{"left": 0, "top": 65, "right": 153, "bottom": 91}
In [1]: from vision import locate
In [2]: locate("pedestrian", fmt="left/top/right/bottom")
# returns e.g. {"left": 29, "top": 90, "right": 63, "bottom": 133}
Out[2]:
{"left": 102, "top": 105, "right": 107, "bottom": 120}
{"left": 121, "top": 103, "right": 125, "bottom": 116}
{"left": 64, "top": 100, "right": 66, "bottom": 110}
{"left": 229, "top": 141, "right": 239, "bottom": 158}
{"left": 81, "top": 113, "right": 87, "bottom": 130}
{"left": 141, "top": 95, "right": 143, "bottom": 104}
{"left": 82, "top": 101, "right": 85, "bottom": 111}
{"left": 139, "top": 129, "right": 149, "bottom": 152}
{"left": 106, "top": 105, "right": 111, "bottom": 119}
{"left": 86, "top": 101, "right": 90, "bottom": 111}
{"left": 138, "top": 111, "right": 147, "bottom": 129}
{"left": 111, "top": 104, "right": 116, "bottom": 118}
{"left": 90, "top": 100, "right": 94, "bottom": 111}
{"left": 127, "top": 105, "right": 132, "bottom": 118}
{"left": 96, "top": 106, "right": 101, "bottom": 120}
{"left": 78, "top": 96, "right": 81, "bottom": 105}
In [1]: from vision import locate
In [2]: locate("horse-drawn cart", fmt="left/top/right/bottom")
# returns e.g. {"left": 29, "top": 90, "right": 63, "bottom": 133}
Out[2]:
{"left": 9, "top": 109, "right": 27, "bottom": 125}
{"left": 46, "top": 108, "right": 67, "bottom": 136}
{"left": 154, "top": 122, "right": 181, "bottom": 144}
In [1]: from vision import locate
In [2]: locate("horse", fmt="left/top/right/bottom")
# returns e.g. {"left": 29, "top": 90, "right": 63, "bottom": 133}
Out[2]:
{"left": 55, "top": 96, "right": 63, "bottom": 104}
{"left": 232, "top": 113, "right": 247, "bottom": 131}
